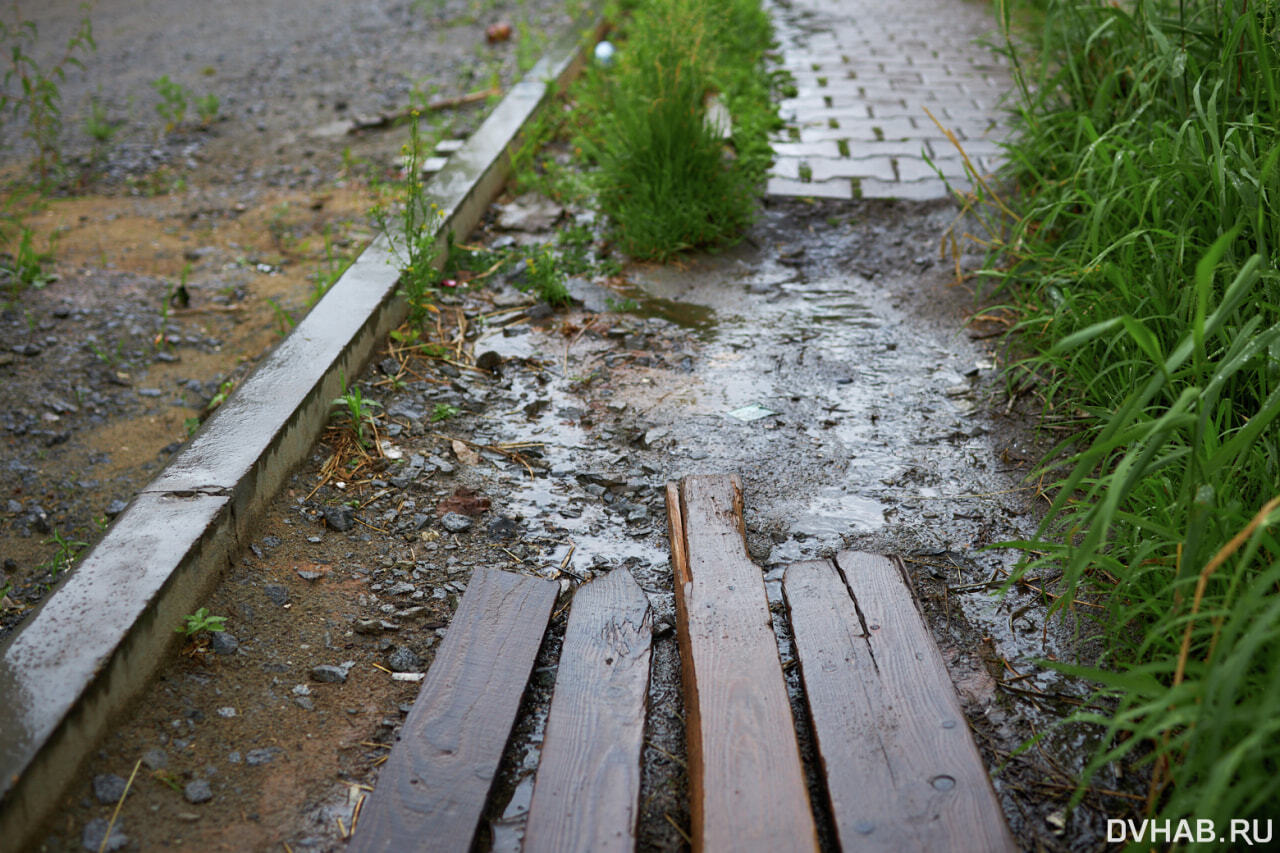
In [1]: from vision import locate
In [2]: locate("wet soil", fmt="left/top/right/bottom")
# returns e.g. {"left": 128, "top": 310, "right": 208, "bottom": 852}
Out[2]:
{"left": 34, "top": 195, "right": 1143, "bottom": 852}
{"left": 0, "top": 0, "right": 574, "bottom": 633}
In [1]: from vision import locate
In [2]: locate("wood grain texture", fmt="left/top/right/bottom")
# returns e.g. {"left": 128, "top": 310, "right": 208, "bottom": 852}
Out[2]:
{"left": 523, "top": 568, "right": 654, "bottom": 853}
{"left": 349, "top": 567, "right": 558, "bottom": 853}
{"left": 669, "top": 474, "right": 818, "bottom": 853}
{"left": 784, "top": 553, "right": 1016, "bottom": 853}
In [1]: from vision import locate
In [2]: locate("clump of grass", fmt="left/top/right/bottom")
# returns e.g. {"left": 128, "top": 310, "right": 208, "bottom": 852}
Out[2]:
{"left": 518, "top": 244, "right": 571, "bottom": 306}
{"left": 979, "top": 0, "right": 1280, "bottom": 829}
{"left": 562, "top": 0, "right": 779, "bottom": 259}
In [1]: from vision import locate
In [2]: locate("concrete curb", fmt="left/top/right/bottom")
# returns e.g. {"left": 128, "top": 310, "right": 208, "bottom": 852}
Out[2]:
{"left": 0, "top": 13, "right": 603, "bottom": 847}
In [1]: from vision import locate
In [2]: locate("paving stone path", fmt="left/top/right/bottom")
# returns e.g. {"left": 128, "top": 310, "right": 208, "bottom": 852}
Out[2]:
{"left": 767, "top": 0, "right": 1014, "bottom": 200}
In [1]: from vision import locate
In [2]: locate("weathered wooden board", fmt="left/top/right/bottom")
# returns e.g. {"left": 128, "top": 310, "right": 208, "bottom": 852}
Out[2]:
{"left": 349, "top": 567, "right": 558, "bottom": 853}
{"left": 523, "top": 568, "right": 654, "bottom": 853}
{"left": 784, "top": 553, "right": 1016, "bottom": 852}
{"left": 666, "top": 474, "right": 819, "bottom": 852}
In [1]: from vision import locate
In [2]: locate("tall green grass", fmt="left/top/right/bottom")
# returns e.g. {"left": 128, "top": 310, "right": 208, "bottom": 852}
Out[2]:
{"left": 570, "top": 0, "right": 778, "bottom": 259}
{"left": 983, "top": 0, "right": 1280, "bottom": 835}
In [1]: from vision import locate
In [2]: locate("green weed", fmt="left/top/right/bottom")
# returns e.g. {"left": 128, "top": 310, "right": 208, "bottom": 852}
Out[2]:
{"left": 330, "top": 371, "right": 381, "bottom": 448}
{"left": 518, "top": 244, "right": 570, "bottom": 306}
{"left": 176, "top": 607, "right": 226, "bottom": 637}
{"left": 2, "top": 227, "right": 54, "bottom": 292}
{"left": 151, "top": 75, "right": 188, "bottom": 131}
{"left": 41, "top": 528, "right": 87, "bottom": 580}
{"left": 979, "top": 0, "right": 1280, "bottom": 828}
{"left": 194, "top": 92, "right": 219, "bottom": 125}
{"left": 371, "top": 116, "right": 445, "bottom": 321}
{"left": 266, "top": 297, "right": 296, "bottom": 337}
{"left": 308, "top": 226, "right": 353, "bottom": 307}
{"left": 430, "top": 403, "right": 460, "bottom": 422}
{"left": 0, "top": 2, "right": 95, "bottom": 182}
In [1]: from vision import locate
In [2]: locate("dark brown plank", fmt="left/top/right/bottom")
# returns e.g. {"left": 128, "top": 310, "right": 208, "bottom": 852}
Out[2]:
{"left": 784, "top": 554, "right": 1016, "bottom": 852}
{"left": 524, "top": 569, "right": 654, "bottom": 853}
{"left": 668, "top": 474, "right": 819, "bottom": 852}
{"left": 349, "top": 567, "right": 558, "bottom": 853}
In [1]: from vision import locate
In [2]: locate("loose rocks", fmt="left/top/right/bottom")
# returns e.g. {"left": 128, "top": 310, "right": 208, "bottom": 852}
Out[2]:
{"left": 310, "top": 664, "right": 348, "bottom": 683}
{"left": 183, "top": 779, "right": 213, "bottom": 804}
{"left": 82, "top": 818, "right": 128, "bottom": 852}
{"left": 92, "top": 773, "right": 128, "bottom": 805}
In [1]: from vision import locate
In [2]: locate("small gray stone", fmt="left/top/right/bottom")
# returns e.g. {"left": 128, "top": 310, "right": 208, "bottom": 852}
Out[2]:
{"left": 92, "top": 773, "right": 128, "bottom": 805}
{"left": 245, "top": 748, "right": 281, "bottom": 766}
{"left": 440, "top": 512, "right": 473, "bottom": 533}
{"left": 323, "top": 505, "right": 355, "bottom": 532}
{"left": 104, "top": 499, "right": 128, "bottom": 517}
{"left": 209, "top": 631, "right": 239, "bottom": 655}
{"left": 295, "top": 696, "right": 315, "bottom": 710}
{"left": 183, "top": 779, "right": 213, "bottom": 804}
{"left": 216, "top": 706, "right": 236, "bottom": 718}
{"left": 82, "top": 817, "right": 128, "bottom": 852}
{"left": 387, "top": 647, "right": 422, "bottom": 673}
{"left": 310, "top": 664, "right": 348, "bottom": 683}
{"left": 297, "top": 570, "right": 323, "bottom": 581}
{"left": 263, "top": 584, "right": 290, "bottom": 606}
{"left": 142, "top": 749, "right": 168, "bottom": 770}
{"left": 227, "top": 751, "right": 242, "bottom": 764}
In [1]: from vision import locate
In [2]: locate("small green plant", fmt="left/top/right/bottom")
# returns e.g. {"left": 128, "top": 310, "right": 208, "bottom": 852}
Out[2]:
{"left": 88, "top": 336, "right": 125, "bottom": 366}
{"left": 176, "top": 607, "right": 226, "bottom": 637}
{"left": 194, "top": 92, "right": 219, "bottom": 125}
{"left": 605, "top": 296, "right": 639, "bottom": 312}
{"left": 430, "top": 403, "right": 460, "bottom": 422}
{"left": 307, "top": 226, "right": 352, "bottom": 307}
{"left": 330, "top": 371, "right": 381, "bottom": 448}
{"left": 84, "top": 94, "right": 120, "bottom": 165}
{"left": 519, "top": 244, "right": 570, "bottom": 306}
{"left": 151, "top": 74, "right": 189, "bottom": 131}
{"left": 42, "top": 528, "right": 87, "bottom": 579}
{"left": 370, "top": 115, "right": 445, "bottom": 321}
{"left": 265, "top": 298, "right": 295, "bottom": 337}
{"left": 0, "top": 3, "right": 96, "bottom": 182}
{"left": 207, "top": 377, "right": 235, "bottom": 411}
{"left": 184, "top": 416, "right": 201, "bottom": 436}
{"left": 2, "top": 228, "right": 55, "bottom": 292}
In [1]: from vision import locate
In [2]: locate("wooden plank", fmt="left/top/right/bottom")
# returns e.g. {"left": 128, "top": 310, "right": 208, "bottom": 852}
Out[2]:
{"left": 667, "top": 474, "right": 819, "bottom": 853}
{"left": 783, "top": 553, "right": 1017, "bottom": 853}
{"left": 524, "top": 569, "right": 654, "bottom": 853}
{"left": 349, "top": 567, "right": 558, "bottom": 853}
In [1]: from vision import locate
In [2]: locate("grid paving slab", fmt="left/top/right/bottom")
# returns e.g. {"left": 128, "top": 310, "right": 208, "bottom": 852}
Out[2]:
{"left": 767, "top": 0, "right": 1013, "bottom": 201}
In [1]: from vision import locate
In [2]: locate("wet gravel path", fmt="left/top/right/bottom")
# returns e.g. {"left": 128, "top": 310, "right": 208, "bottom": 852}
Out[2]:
{"left": 36, "top": 194, "right": 1137, "bottom": 851}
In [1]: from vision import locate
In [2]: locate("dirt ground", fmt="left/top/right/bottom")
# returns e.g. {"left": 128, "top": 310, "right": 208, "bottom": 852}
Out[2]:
{"left": 1, "top": 0, "right": 575, "bottom": 634}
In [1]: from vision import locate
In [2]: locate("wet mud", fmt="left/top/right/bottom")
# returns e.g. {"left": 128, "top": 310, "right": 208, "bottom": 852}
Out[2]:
{"left": 32, "top": 196, "right": 1139, "bottom": 851}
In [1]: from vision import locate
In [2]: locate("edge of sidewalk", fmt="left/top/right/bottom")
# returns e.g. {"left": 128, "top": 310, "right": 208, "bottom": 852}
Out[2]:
{"left": 0, "top": 11, "right": 605, "bottom": 847}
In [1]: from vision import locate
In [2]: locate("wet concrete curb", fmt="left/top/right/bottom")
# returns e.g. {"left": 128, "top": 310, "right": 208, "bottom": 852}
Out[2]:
{"left": 0, "top": 13, "right": 603, "bottom": 847}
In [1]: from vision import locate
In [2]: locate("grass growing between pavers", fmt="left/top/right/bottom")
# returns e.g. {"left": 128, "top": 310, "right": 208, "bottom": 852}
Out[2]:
{"left": 977, "top": 0, "right": 1280, "bottom": 835}
{"left": 514, "top": 0, "right": 782, "bottom": 260}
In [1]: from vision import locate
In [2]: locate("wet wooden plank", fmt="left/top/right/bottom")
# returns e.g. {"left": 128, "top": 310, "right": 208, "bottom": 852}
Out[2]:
{"left": 783, "top": 553, "right": 1016, "bottom": 853}
{"left": 666, "top": 474, "right": 818, "bottom": 852}
{"left": 349, "top": 567, "right": 558, "bottom": 853}
{"left": 524, "top": 569, "right": 654, "bottom": 853}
